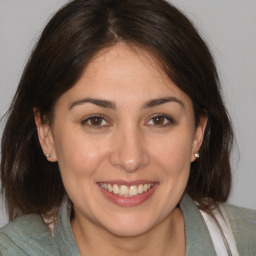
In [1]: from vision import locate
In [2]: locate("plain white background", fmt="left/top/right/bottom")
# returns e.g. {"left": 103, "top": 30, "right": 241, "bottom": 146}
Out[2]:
{"left": 0, "top": 0, "right": 255, "bottom": 227}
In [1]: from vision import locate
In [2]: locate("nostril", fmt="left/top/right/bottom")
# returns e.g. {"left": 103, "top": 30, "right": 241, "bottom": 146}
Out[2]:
{"left": 108, "top": 130, "right": 150, "bottom": 172}
{"left": 109, "top": 147, "right": 150, "bottom": 172}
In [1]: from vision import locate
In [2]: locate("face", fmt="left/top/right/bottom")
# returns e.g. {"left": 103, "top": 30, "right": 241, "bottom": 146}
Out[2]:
{"left": 36, "top": 44, "right": 206, "bottom": 237}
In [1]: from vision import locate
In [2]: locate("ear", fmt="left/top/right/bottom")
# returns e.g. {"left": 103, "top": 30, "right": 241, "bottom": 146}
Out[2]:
{"left": 34, "top": 110, "right": 57, "bottom": 162}
{"left": 191, "top": 116, "right": 208, "bottom": 162}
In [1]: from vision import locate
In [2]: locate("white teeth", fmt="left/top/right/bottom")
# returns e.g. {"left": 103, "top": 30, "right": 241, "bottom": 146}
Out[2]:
{"left": 129, "top": 185, "right": 138, "bottom": 196}
{"left": 100, "top": 183, "right": 153, "bottom": 197}
{"left": 112, "top": 184, "right": 119, "bottom": 195}
{"left": 138, "top": 184, "right": 144, "bottom": 194}
{"left": 107, "top": 184, "right": 113, "bottom": 192}
{"left": 120, "top": 185, "right": 129, "bottom": 197}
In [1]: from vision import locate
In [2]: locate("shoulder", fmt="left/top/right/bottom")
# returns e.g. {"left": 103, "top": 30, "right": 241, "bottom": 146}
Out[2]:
{"left": 0, "top": 214, "right": 60, "bottom": 255}
{"left": 223, "top": 203, "right": 256, "bottom": 228}
{"left": 224, "top": 203, "right": 256, "bottom": 218}
{"left": 223, "top": 203, "right": 256, "bottom": 254}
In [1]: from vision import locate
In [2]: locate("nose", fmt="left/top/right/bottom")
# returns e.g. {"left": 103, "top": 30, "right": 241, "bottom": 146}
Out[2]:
{"left": 109, "top": 127, "right": 150, "bottom": 173}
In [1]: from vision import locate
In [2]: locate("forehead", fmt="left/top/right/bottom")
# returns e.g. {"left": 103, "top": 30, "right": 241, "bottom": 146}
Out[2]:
{"left": 57, "top": 43, "right": 193, "bottom": 110}
{"left": 87, "top": 43, "right": 162, "bottom": 74}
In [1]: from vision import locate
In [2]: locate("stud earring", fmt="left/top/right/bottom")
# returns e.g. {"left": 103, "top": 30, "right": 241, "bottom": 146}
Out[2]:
{"left": 195, "top": 153, "right": 200, "bottom": 158}
{"left": 46, "top": 154, "right": 51, "bottom": 158}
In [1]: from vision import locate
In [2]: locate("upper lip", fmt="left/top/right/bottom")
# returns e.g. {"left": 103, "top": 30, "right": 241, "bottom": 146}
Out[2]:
{"left": 97, "top": 180, "right": 158, "bottom": 186}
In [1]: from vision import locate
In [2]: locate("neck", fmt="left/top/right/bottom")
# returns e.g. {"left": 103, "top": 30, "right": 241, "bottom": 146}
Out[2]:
{"left": 71, "top": 207, "right": 185, "bottom": 256}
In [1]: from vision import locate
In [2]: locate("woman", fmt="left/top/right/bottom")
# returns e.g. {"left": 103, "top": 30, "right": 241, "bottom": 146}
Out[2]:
{"left": 0, "top": 0, "right": 255, "bottom": 255}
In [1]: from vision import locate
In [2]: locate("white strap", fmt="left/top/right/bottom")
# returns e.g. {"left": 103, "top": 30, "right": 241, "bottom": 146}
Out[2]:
{"left": 200, "top": 205, "right": 239, "bottom": 256}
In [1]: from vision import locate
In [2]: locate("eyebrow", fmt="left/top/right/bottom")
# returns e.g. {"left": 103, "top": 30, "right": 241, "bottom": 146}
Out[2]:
{"left": 69, "top": 98, "right": 116, "bottom": 110}
{"left": 69, "top": 96, "right": 184, "bottom": 110}
{"left": 142, "top": 97, "right": 184, "bottom": 109}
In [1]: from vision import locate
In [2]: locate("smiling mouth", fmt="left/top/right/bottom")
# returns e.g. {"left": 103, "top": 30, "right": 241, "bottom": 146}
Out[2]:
{"left": 99, "top": 183, "right": 154, "bottom": 197}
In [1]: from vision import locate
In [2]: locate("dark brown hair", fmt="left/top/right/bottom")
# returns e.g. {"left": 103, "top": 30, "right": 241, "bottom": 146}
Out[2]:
{"left": 1, "top": 0, "right": 233, "bottom": 220}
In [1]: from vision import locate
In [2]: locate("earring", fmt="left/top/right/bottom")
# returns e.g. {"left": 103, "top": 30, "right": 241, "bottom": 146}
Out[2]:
{"left": 195, "top": 153, "right": 200, "bottom": 158}
{"left": 46, "top": 154, "right": 51, "bottom": 158}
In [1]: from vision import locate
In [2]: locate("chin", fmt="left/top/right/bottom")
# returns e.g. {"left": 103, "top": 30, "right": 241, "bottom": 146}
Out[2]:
{"left": 106, "top": 225, "right": 151, "bottom": 237}
{"left": 100, "top": 214, "right": 157, "bottom": 237}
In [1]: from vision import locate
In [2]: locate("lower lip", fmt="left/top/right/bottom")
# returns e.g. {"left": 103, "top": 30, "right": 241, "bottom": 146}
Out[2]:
{"left": 97, "top": 184, "right": 158, "bottom": 207}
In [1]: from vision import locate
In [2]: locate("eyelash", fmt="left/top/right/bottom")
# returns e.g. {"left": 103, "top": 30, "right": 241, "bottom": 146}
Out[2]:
{"left": 81, "top": 114, "right": 175, "bottom": 128}
{"left": 81, "top": 114, "right": 110, "bottom": 128}
{"left": 146, "top": 115, "right": 175, "bottom": 127}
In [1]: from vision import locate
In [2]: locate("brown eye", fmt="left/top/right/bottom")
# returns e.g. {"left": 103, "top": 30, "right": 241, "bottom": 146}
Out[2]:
{"left": 82, "top": 115, "right": 109, "bottom": 127}
{"left": 89, "top": 116, "right": 104, "bottom": 126}
{"left": 146, "top": 115, "right": 174, "bottom": 126}
{"left": 152, "top": 116, "right": 165, "bottom": 125}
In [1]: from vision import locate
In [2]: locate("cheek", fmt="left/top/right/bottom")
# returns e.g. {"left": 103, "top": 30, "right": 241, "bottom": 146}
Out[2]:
{"left": 150, "top": 132, "right": 194, "bottom": 173}
{"left": 54, "top": 132, "right": 109, "bottom": 177}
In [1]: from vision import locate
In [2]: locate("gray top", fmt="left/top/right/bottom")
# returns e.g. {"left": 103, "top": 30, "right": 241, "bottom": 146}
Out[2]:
{"left": 0, "top": 194, "right": 255, "bottom": 255}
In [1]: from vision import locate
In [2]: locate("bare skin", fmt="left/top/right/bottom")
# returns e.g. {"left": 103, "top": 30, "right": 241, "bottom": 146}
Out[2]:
{"left": 36, "top": 43, "right": 206, "bottom": 255}
{"left": 72, "top": 206, "right": 185, "bottom": 256}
